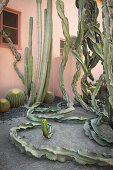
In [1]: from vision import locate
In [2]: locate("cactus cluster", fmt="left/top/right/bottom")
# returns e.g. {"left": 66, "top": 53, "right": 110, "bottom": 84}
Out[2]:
{"left": 0, "top": 98, "right": 10, "bottom": 113}
{"left": 13, "top": 0, "right": 53, "bottom": 107}
{"left": 6, "top": 89, "right": 25, "bottom": 108}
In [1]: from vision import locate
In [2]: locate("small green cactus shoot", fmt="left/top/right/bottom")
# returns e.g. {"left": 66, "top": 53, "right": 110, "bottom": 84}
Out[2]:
{"left": 41, "top": 119, "right": 53, "bottom": 138}
{"left": 41, "top": 119, "right": 49, "bottom": 138}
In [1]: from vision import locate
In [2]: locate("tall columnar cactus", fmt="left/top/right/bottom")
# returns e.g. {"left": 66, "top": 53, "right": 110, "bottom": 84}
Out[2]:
{"left": 34, "top": 0, "right": 42, "bottom": 93}
{"left": 102, "top": 0, "right": 113, "bottom": 109}
{"left": 13, "top": 0, "right": 53, "bottom": 106}
{"left": 28, "top": 17, "right": 33, "bottom": 95}
{"left": 36, "top": 0, "right": 52, "bottom": 102}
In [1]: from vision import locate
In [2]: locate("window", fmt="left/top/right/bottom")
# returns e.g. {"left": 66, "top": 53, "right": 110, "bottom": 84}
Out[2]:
{"left": 60, "top": 39, "right": 65, "bottom": 57}
{"left": 0, "top": 8, "right": 21, "bottom": 49}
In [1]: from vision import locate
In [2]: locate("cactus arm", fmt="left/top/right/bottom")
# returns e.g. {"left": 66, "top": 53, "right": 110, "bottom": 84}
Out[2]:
{"left": 24, "top": 47, "right": 29, "bottom": 99}
{"left": 71, "top": 48, "right": 88, "bottom": 76}
{"left": 71, "top": 0, "right": 98, "bottom": 113}
{"left": 91, "top": 74, "right": 107, "bottom": 115}
{"left": 41, "top": 28, "right": 52, "bottom": 102}
{"left": 0, "top": 30, "right": 21, "bottom": 61}
{"left": 28, "top": 17, "right": 33, "bottom": 94}
{"left": 34, "top": 0, "right": 42, "bottom": 91}
{"left": 13, "top": 61, "right": 24, "bottom": 84}
{"left": 36, "top": 0, "right": 52, "bottom": 102}
{"left": 29, "top": 82, "right": 35, "bottom": 106}
{"left": 56, "top": 0, "right": 73, "bottom": 107}
{"left": 41, "top": 42, "right": 52, "bottom": 102}
{"left": 41, "top": 8, "right": 51, "bottom": 102}
{"left": 28, "top": 55, "right": 33, "bottom": 95}
{"left": 84, "top": 29, "right": 103, "bottom": 62}
{"left": 0, "top": 30, "right": 24, "bottom": 84}
{"left": 28, "top": 17, "right": 33, "bottom": 57}
{"left": 72, "top": 60, "right": 95, "bottom": 113}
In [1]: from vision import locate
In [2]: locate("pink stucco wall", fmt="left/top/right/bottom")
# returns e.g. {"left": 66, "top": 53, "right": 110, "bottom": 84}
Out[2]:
{"left": 0, "top": 0, "right": 102, "bottom": 103}
{"left": 0, "top": 0, "right": 37, "bottom": 97}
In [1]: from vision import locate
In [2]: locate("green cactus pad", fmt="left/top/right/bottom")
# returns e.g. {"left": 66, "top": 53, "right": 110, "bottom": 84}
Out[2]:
{"left": 6, "top": 88, "right": 25, "bottom": 108}
{"left": 44, "top": 91, "right": 55, "bottom": 104}
{"left": 0, "top": 98, "right": 10, "bottom": 113}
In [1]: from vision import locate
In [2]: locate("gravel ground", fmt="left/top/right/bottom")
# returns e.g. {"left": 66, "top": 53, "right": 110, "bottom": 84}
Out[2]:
{"left": 0, "top": 98, "right": 113, "bottom": 170}
{"left": 0, "top": 97, "right": 65, "bottom": 121}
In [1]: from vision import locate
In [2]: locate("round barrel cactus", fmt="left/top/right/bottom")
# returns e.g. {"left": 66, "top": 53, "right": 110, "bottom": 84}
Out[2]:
{"left": 6, "top": 88, "right": 25, "bottom": 108}
{"left": 44, "top": 91, "right": 55, "bottom": 104}
{"left": 0, "top": 98, "right": 10, "bottom": 113}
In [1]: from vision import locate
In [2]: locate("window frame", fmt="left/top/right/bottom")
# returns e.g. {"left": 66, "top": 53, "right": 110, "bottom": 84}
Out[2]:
{"left": 0, "top": 7, "right": 21, "bottom": 49}
{"left": 60, "top": 38, "right": 65, "bottom": 57}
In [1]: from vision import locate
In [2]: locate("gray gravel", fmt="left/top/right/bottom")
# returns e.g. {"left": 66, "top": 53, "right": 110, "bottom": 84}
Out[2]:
{"left": 0, "top": 107, "right": 113, "bottom": 170}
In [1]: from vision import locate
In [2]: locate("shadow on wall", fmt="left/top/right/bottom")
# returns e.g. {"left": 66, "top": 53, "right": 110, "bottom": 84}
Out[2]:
{"left": 49, "top": 50, "right": 82, "bottom": 103}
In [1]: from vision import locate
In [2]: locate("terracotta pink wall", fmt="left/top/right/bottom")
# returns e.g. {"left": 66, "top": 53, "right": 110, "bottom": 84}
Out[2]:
{"left": 0, "top": 0, "right": 102, "bottom": 103}
{"left": 50, "top": 50, "right": 82, "bottom": 102}
{"left": 0, "top": 0, "right": 37, "bottom": 97}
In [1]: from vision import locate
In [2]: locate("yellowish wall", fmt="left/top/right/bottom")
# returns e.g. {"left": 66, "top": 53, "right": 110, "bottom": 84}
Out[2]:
{"left": 0, "top": 0, "right": 102, "bottom": 103}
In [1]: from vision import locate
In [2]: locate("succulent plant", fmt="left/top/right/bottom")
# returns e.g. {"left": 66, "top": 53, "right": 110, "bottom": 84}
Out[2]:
{"left": 6, "top": 88, "right": 25, "bottom": 108}
{"left": 0, "top": 98, "right": 10, "bottom": 113}
{"left": 9, "top": 0, "right": 113, "bottom": 167}
{"left": 44, "top": 91, "right": 55, "bottom": 104}
{"left": 41, "top": 119, "right": 49, "bottom": 138}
